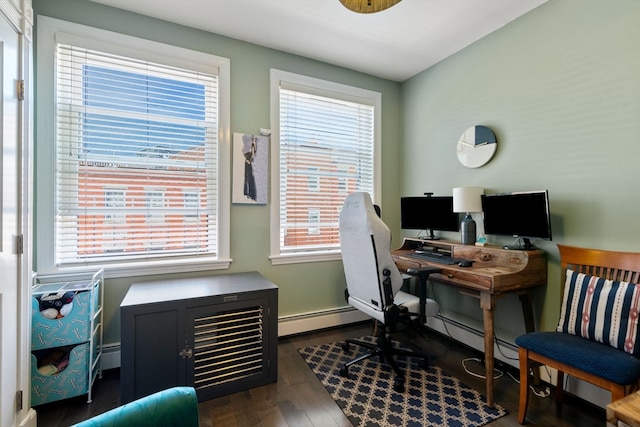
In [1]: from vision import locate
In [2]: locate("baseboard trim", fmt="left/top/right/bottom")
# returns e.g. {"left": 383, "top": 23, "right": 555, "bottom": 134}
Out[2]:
{"left": 93, "top": 308, "right": 611, "bottom": 409}
{"left": 18, "top": 408, "right": 37, "bottom": 427}
{"left": 278, "top": 306, "right": 369, "bottom": 337}
{"left": 101, "top": 342, "right": 122, "bottom": 371}
{"left": 99, "top": 307, "right": 369, "bottom": 370}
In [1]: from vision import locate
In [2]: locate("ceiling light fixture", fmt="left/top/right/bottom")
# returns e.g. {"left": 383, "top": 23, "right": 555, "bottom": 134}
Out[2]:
{"left": 339, "top": 0, "right": 402, "bottom": 14}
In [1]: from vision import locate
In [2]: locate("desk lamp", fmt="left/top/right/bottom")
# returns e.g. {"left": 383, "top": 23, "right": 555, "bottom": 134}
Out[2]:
{"left": 453, "top": 187, "right": 484, "bottom": 245}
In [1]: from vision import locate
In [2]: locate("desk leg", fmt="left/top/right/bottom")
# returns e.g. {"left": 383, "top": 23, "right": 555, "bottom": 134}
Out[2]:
{"left": 518, "top": 291, "right": 535, "bottom": 334}
{"left": 481, "top": 292, "right": 496, "bottom": 408}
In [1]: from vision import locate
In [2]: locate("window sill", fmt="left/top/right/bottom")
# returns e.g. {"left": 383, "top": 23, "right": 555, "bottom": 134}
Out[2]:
{"left": 270, "top": 251, "right": 341, "bottom": 265}
{"left": 42, "top": 257, "right": 232, "bottom": 279}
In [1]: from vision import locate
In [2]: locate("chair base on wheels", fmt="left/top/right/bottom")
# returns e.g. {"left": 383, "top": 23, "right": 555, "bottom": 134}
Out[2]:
{"left": 339, "top": 325, "right": 429, "bottom": 393}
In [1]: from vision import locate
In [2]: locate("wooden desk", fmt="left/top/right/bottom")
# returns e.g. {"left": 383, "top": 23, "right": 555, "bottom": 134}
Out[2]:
{"left": 607, "top": 391, "right": 640, "bottom": 427}
{"left": 392, "top": 238, "right": 547, "bottom": 407}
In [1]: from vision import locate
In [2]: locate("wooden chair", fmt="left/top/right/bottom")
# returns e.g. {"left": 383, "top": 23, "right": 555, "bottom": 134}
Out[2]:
{"left": 516, "top": 244, "right": 640, "bottom": 424}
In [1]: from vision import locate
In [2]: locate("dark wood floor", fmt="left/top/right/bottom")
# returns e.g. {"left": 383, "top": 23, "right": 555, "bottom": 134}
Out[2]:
{"left": 35, "top": 322, "right": 604, "bottom": 427}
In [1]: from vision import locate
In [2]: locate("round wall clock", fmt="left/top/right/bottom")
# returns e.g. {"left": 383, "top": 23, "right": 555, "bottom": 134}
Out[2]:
{"left": 456, "top": 125, "right": 497, "bottom": 168}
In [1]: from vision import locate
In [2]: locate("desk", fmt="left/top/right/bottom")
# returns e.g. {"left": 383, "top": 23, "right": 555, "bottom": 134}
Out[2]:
{"left": 392, "top": 238, "right": 547, "bottom": 407}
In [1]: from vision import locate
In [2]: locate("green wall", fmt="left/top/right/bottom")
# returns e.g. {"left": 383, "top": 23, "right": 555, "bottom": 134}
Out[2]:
{"left": 33, "top": 0, "right": 640, "bottom": 348}
{"left": 32, "top": 0, "right": 403, "bottom": 345}
{"left": 401, "top": 0, "right": 640, "bottom": 336}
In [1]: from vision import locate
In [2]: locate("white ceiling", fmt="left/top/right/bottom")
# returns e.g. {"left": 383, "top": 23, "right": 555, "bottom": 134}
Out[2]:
{"left": 91, "top": 0, "right": 547, "bottom": 82}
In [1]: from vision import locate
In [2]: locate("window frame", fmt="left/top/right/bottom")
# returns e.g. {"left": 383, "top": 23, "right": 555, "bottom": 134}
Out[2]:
{"left": 36, "top": 16, "right": 231, "bottom": 278}
{"left": 269, "top": 69, "right": 381, "bottom": 265}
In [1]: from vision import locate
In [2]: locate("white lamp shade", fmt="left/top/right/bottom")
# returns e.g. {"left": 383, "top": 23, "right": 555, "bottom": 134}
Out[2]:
{"left": 453, "top": 187, "right": 484, "bottom": 213}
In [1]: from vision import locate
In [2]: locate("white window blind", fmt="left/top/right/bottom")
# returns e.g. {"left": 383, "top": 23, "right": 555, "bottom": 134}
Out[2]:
{"left": 55, "top": 43, "right": 219, "bottom": 266}
{"left": 278, "top": 87, "right": 375, "bottom": 255}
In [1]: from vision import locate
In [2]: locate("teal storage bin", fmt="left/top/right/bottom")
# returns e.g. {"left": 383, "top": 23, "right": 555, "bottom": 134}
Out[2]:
{"left": 31, "top": 269, "right": 104, "bottom": 405}
{"left": 31, "top": 342, "right": 90, "bottom": 406}
{"left": 31, "top": 290, "right": 92, "bottom": 350}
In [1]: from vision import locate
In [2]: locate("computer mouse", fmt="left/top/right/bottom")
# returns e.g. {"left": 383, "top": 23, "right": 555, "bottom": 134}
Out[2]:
{"left": 458, "top": 259, "right": 473, "bottom": 268}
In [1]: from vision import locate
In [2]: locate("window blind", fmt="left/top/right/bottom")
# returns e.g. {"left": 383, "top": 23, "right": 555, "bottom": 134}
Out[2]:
{"left": 278, "top": 88, "right": 374, "bottom": 254}
{"left": 55, "top": 43, "right": 219, "bottom": 266}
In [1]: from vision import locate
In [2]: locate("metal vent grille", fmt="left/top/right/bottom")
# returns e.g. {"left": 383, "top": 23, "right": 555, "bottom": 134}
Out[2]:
{"left": 192, "top": 306, "right": 264, "bottom": 390}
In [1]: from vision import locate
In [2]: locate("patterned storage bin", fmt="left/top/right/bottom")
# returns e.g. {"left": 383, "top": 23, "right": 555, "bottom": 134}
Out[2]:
{"left": 31, "top": 342, "right": 90, "bottom": 406}
{"left": 31, "top": 290, "right": 92, "bottom": 350}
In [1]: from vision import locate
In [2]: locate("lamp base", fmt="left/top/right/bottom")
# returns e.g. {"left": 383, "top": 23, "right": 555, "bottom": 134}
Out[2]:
{"left": 460, "top": 214, "right": 476, "bottom": 245}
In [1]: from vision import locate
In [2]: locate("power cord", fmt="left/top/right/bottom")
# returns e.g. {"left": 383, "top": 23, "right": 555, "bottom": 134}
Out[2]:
{"left": 493, "top": 334, "right": 518, "bottom": 362}
{"left": 506, "top": 368, "right": 551, "bottom": 398}
{"left": 492, "top": 331, "right": 550, "bottom": 397}
{"left": 431, "top": 286, "right": 505, "bottom": 380}
{"left": 462, "top": 357, "right": 504, "bottom": 380}
{"left": 429, "top": 283, "right": 550, "bottom": 398}
{"left": 429, "top": 286, "right": 455, "bottom": 340}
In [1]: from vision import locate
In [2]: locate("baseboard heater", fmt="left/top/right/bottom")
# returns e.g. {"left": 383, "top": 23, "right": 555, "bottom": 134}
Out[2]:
{"left": 278, "top": 306, "right": 369, "bottom": 337}
{"left": 427, "top": 313, "right": 520, "bottom": 368}
{"left": 100, "top": 306, "right": 369, "bottom": 371}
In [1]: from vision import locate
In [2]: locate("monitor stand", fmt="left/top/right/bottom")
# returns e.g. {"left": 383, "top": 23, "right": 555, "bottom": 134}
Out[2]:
{"left": 420, "top": 228, "right": 440, "bottom": 240}
{"left": 504, "top": 237, "right": 534, "bottom": 250}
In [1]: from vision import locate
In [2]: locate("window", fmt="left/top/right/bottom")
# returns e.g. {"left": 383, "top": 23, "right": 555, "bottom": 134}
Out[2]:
{"left": 308, "top": 209, "right": 321, "bottom": 235}
{"left": 103, "top": 188, "right": 126, "bottom": 252}
{"left": 36, "top": 17, "right": 231, "bottom": 276}
{"left": 269, "top": 70, "right": 381, "bottom": 264}
{"left": 145, "top": 189, "right": 165, "bottom": 223}
{"left": 104, "top": 188, "right": 126, "bottom": 221}
{"left": 184, "top": 189, "right": 200, "bottom": 223}
{"left": 337, "top": 168, "right": 349, "bottom": 194}
{"left": 308, "top": 168, "right": 320, "bottom": 192}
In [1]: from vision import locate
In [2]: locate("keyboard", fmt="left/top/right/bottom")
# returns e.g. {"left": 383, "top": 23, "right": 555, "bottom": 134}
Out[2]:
{"left": 406, "top": 251, "right": 463, "bottom": 265}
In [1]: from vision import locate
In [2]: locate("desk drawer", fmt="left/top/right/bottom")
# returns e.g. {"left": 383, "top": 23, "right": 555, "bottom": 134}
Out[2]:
{"left": 394, "top": 257, "right": 422, "bottom": 272}
{"left": 432, "top": 269, "right": 493, "bottom": 291}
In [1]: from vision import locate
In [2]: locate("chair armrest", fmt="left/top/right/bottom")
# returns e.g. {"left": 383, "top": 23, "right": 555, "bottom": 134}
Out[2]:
{"left": 72, "top": 387, "right": 198, "bottom": 427}
{"left": 406, "top": 267, "right": 441, "bottom": 322}
{"left": 406, "top": 267, "right": 441, "bottom": 278}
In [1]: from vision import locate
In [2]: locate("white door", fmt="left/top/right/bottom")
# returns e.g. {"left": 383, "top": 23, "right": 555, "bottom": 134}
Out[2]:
{"left": 0, "top": 12, "right": 22, "bottom": 427}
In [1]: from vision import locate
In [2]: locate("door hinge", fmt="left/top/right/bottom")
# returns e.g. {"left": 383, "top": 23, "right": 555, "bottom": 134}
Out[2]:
{"left": 16, "top": 234, "right": 24, "bottom": 255}
{"left": 16, "top": 390, "right": 23, "bottom": 411}
{"left": 179, "top": 347, "right": 193, "bottom": 359}
{"left": 17, "top": 80, "right": 25, "bottom": 101}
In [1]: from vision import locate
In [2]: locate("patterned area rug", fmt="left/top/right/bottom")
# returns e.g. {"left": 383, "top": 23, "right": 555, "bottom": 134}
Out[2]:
{"left": 298, "top": 336, "right": 507, "bottom": 427}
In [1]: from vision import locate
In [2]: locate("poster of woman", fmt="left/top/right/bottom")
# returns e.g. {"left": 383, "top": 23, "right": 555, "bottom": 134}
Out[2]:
{"left": 232, "top": 133, "right": 268, "bottom": 204}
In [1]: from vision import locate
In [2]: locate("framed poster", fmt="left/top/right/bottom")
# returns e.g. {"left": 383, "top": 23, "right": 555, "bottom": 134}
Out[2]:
{"left": 232, "top": 133, "right": 269, "bottom": 204}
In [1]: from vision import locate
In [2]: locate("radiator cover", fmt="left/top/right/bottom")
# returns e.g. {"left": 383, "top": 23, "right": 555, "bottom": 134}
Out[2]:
{"left": 120, "top": 272, "right": 278, "bottom": 403}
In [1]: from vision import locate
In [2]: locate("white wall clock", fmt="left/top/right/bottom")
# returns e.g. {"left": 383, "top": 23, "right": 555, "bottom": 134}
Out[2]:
{"left": 456, "top": 125, "right": 497, "bottom": 168}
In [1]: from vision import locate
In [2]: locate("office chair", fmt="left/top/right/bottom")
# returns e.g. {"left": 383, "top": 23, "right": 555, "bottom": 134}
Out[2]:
{"left": 338, "top": 192, "right": 440, "bottom": 392}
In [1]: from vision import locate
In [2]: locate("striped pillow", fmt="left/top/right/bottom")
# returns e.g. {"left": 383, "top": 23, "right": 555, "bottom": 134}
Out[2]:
{"left": 557, "top": 269, "right": 640, "bottom": 356}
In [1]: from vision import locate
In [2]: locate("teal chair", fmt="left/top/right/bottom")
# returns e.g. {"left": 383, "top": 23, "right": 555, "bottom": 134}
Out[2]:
{"left": 73, "top": 387, "right": 198, "bottom": 427}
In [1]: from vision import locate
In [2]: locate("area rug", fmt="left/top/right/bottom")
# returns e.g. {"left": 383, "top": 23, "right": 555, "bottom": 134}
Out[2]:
{"left": 298, "top": 336, "right": 507, "bottom": 427}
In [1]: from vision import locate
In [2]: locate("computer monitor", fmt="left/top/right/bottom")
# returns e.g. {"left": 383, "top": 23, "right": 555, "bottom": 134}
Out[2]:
{"left": 481, "top": 190, "right": 552, "bottom": 249}
{"left": 400, "top": 196, "right": 459, "bottom": 239}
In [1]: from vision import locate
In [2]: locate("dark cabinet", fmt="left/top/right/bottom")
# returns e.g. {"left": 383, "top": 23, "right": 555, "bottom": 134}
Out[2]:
{"left": 120, "top": 272, "right": 278, "bottom": 403}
